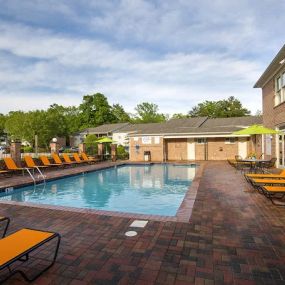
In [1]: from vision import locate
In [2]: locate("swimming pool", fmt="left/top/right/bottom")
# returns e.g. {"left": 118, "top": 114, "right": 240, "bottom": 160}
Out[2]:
{"left": 0, "top": 164, "right": 196, "bottom": 216}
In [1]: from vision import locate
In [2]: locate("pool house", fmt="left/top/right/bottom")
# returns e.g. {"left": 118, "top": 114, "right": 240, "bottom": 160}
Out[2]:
{"left": 127, "top": 116, "right": 263, "bottom": 162}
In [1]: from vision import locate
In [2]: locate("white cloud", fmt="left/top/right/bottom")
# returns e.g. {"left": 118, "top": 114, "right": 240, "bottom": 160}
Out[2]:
{"left": 0, "top": 0, "right": 284, "bottom": 115}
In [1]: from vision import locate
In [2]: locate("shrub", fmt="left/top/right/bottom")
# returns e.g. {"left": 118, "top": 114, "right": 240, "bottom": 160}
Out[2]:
{"left": 22, "top": 146, "right": 33, "bottom": 153}
{"left": 117, "top": 145, "right": 129, "bottom": 160}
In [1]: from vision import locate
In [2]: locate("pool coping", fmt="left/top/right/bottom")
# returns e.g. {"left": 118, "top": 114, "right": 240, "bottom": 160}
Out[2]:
{"left": 0, "top": 161, "right": 205, "bottom": 223}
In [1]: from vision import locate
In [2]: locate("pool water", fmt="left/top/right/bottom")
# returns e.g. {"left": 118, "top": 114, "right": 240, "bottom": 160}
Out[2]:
{"left": 0, "top": 164, "right": 196, "bottom": 216}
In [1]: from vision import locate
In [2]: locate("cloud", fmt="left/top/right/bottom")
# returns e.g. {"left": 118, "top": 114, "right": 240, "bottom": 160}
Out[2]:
{"left": 0, "top": 0, "right": 284, "bottom": 115}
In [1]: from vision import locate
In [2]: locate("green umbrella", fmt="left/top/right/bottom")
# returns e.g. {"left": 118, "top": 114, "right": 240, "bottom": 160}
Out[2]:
{"left": 233, "top": 125, "right": 280, "bottom": 135}
{"left": 97, "top": 137, "right": 116, "bottom": 143}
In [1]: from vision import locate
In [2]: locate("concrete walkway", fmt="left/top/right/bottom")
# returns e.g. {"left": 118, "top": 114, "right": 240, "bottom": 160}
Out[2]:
{"left": 0, "top": 161, "right": 284, "bottom": 285}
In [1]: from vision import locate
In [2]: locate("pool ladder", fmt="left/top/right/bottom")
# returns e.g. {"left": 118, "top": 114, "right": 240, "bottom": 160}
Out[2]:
{"left": 25, "top": 167, "right": 46, "bottom": 185}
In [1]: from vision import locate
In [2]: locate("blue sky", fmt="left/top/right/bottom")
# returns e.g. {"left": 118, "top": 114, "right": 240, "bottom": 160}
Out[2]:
{"left": 0, "top": 0, "right": 284, "bottom": 115}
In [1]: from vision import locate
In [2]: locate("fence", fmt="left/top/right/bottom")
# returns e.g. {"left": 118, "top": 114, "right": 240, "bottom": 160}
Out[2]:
{"left": 0, "top": 152, "right": 51, "bottom": 160}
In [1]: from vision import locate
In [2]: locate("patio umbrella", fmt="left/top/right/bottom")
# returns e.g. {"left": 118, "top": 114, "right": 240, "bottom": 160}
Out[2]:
{"left": 233, "top": 125, "right": 280, "bottom": 158}
{"left": 233, "top": 124, "right": 280, "bottom": 135}
{"left": 97, "top": 137, "right": 116, "bottom": 143}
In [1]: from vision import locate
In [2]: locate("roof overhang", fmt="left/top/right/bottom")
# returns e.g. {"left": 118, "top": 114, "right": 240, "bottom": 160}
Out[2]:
{"left": 254, "top": 45, "right": 285, "bottom": 88}
{"left": 129, "top": 132, "right": 250, "bottom": 138}
{"left": 164, "top": 134, "right": 250, "bottom": 138}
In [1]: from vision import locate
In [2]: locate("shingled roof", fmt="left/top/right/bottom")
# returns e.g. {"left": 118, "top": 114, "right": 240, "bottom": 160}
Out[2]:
{"left": 125, "top": 116, "right": 263, "bottom": 136}
{"left": 83, "top": 123, "right": 130, "bottom": 135}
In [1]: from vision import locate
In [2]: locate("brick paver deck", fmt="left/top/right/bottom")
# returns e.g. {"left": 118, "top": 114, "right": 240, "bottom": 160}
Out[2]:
{"left": 0, "top": 161, "right": 284, "bottom": 284}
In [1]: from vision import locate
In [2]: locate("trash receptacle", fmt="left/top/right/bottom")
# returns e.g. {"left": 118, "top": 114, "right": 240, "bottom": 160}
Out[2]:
{"left": 144, "top": 151, "right": 151, "bottom": 162}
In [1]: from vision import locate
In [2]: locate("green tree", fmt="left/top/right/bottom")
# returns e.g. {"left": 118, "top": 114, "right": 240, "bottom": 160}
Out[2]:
{"left": 84, "top": 134, "right": 98, "bottom": 155}
{"left": 188, "top": 96, "right": 251, "bottom": 118}
{"left": 79, "top": 93, "right": 116, "bottom": 128}
{"left": 0, "top": 114, "right": 7, "bottom": 136}
{"left": 134, "top": 102, "right": 166, "bottom": 123}
{"left": 5, "top": 111, "right": 28, "bottom": 141}
{"left": 171, "top": 113, "right": 189, "bottom": 119}
{"left": 112, "top": 104, "right": 131, "bottom": 122}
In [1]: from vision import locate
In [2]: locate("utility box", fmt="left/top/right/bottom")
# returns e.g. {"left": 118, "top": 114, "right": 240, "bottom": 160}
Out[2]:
{"left": 144, "top": 151, "right": 151, "bottom": 162}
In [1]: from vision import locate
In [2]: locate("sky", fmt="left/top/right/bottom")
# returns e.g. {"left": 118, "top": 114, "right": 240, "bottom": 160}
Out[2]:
{"left": 0, "top": 0, "right": 284, "bottom": 116}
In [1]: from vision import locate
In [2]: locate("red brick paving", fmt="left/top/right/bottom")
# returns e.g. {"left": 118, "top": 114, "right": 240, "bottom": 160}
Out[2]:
{"left": 0, "top": 161, "right": 284, "bottom": 284}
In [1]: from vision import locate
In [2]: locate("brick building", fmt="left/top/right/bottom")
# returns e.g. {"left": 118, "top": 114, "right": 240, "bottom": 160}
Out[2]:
{"left": 254, "top": 45, "right": 285, "bottom": 167}
{"left": 128, "top": 116, "right": 262, "bottom": 162}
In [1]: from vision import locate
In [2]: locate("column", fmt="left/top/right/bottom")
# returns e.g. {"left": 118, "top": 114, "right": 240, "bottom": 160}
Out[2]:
{"left": 98, "top": 143, "right": 104, "bottom": 160}
{"left": 10, "top": 141, "right": 21, "bottom": 167}
{"left": 78, "top": 143, "right": 86, "bottom": 154}
{"left": 111, "top": 144, "right": 117, "bottom": 162}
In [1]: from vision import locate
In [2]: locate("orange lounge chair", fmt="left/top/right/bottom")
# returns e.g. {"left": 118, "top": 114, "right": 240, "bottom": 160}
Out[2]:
{"left": 261, "top": 186, "right": 285, "bottom": 206}
{"left": 0, "top": 170, "right": 10, "bottom": 177}
{"left": 245, "top": 169, "right": 285, "bottom": 180}
{"left": 3, "top": 157, "right": 32, "bottom": 175}
{"left": 62, "top": 153, "right": 81, "bottom": 165}
{"left": 251, "top": 178, "right": 285, "bottom": 186}
{"left": 0, "top": 228, "right": 60, "bottom": 283}
{"left": 81, "top": 152, "right": 98, "bottom": 164}
{"left": 0, "top": 216, "right": 10, "bottom": 238}
{"left": 73, "top": 153, "right": 88, "bottom": 164}
{"left": 39, "top": 155, "right": 62, "bottom": 167}
{"left": 24, "top": 156, "right": 48, "bottom": 170}
{"left": 52, "top": 153, "right": 73, "bottom": 166}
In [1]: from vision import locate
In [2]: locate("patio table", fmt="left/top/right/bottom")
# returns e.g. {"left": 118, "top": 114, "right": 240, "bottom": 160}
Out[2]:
{"left": 240, "top": 159, "right": 270, "bottom": 173}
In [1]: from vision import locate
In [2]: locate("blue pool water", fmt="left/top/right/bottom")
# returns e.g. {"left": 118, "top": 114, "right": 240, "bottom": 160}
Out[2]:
{"left": 0, "top": 164, "right": 196, "bottom": 216}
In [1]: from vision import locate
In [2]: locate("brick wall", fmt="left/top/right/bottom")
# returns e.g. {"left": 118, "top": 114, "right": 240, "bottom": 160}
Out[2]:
{"left": 165, "top": 139, "right": 188, "bottom": 161}
{"left": 129, "top": 136, "right": 164, "bottom": 162}
{"left": 195, "top": 138, "right": 242, "bottom": 160}
{"left": 262, "top": 78, "right": 285, "bottom": 160}
{"left": 129, "top": 136, "right": 253, "bottom": 162}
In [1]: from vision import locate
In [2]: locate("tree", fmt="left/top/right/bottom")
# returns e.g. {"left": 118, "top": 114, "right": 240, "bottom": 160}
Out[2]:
{"left": 171, "top": 113, "right": 189, "bottom": 119}
{"left": 188, "top": 96, "right": 251, "bottom": 118}
{"left": 79, "top": 93, "right": 116, "bottom": 128}
{"left": 111, "top": 104, "right": 131, "bottom": 122}
{"left": 84, "top": 134, "right": 98, "bottom": 155}
{"left": 134, "top": 102, "right": 166, "bottom": 123}
{"left": 5, "top": 111, "right": 28, "bottom": 141}
{"left": 0, "top": 114, "right": 7, "bottom": 136}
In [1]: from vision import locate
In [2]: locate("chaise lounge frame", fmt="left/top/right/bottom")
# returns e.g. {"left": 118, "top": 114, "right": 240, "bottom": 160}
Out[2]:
{"left": 0, "top": 228, "right": 61, "bottom": 283}
{"left": 0, "top": 216, "right": 10, "bottom": 238}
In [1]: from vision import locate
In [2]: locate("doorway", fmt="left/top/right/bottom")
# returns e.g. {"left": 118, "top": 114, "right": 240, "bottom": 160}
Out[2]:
{"left": 278, "top": 133, "right": 285, "bottom": 168}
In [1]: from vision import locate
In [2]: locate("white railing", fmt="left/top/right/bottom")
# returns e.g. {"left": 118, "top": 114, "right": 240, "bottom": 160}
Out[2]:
{"left": 0, "top": 152, "right": 51, "bottom": 160}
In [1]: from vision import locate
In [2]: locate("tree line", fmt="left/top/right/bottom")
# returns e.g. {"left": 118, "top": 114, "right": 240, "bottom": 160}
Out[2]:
{"left": 0, "top": 93, "right": 253, "bottom": 148}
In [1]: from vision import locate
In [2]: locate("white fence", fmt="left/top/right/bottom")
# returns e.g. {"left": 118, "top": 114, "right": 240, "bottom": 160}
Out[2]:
{"left": 0, "top": 152, "right": 51, "bottom": 160}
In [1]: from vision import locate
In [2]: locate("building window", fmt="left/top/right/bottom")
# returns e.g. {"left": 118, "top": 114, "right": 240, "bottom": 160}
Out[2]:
{"left": 225, "top": 137, "right": 236, "bottom": 144}
{"left": 196, "top": 138, "right": 207, "bottom": 144}
{"left": 275, "top": 71, "right": 285, "bottom": 106}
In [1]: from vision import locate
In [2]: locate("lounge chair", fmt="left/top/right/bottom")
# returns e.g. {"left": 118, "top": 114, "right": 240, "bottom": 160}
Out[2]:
{"left": 250, "top": 178, "right": 285, "bottom": 189}
{"left": 24, "top": 156, "right": 48, "bottom": 170}
{"left": 39, "top": 155, "right": 61, "bottom": 167}
{"left": 0, "top": 228, "right": 60, "bottom": 283}
{"left": 62, "top": 153, "right": 81, "bottom": 165}
{"left": 245, "top": 169, "right": 285, "bottom": 181}
{"left": 261, "top": 186, "right": 285, "bottom": 206}
{"left": 81, "top": 152, "right": 98, "bottom": 164}
{"left": 3, "top": 157, "right": 32, "bottom": 175}
{"left": 0, "top": 170, "right": 10, "bottom": 177}
{"left": 52, "top": 153, "right": 73, "bottom": 166}
{"left": 0, "top": 216, "right": 10, "bottom": 238}
{"left": 73, "top": 153, "right": 88, "bottom": 164}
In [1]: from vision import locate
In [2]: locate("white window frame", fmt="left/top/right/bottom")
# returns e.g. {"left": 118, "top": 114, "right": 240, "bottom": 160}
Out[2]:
{"left": 275, "top": 69, "right": 285, "bottom": 106}
{"left": 225, "top": 137, "right": 236, "bottom": 144}
{"left": 196, "top": 138, "right": 207, "bottom": 144}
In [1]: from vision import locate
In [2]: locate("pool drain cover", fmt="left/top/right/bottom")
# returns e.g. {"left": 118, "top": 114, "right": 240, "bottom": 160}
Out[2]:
{"left": 125, "top": 231, "right": 137, "bottom": 237}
